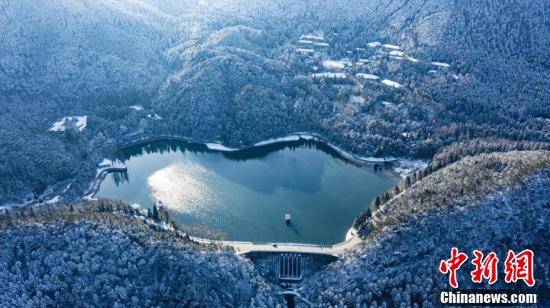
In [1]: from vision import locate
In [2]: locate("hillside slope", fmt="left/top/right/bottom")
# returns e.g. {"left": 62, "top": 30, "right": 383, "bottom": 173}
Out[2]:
{"left": 301, "top": 151, "right": 549, "bottom": 306}
{"left": 0, "top": 199, "right": 278, "bottom": 307}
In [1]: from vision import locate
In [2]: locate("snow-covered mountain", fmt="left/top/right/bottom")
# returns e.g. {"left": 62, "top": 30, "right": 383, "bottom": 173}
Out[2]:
{"left": 0, "top": 0, "right": 548, "bottom": 210}
{"left": 0, "top": 0, "right": 189, "bottom": 100}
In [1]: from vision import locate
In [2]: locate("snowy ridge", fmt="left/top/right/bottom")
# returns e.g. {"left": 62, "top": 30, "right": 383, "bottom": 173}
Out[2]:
{"left": 49, "top": 116, "right": 88, "bottom": 132}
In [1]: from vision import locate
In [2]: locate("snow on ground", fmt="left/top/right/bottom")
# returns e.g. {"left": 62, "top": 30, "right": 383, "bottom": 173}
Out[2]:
{"left": 350, "top": 95, "right": 365, "bottom": 104}
{"left": 45, "top": 195, "right": 61, "bottom": 204}
{"left": 131, "top": 203, "right": 149, "bottom": 216}
{"left": 297, "top": 48, "right": 314, "bottom": 54}
{"left": 322, "top": 60, "right": 350, "bottom": 69}
{"left": 298, "top": 39, "right": 313, "bottom": 45}
{"left": 381, "top": 79, "right": 402, "bottom": 88}
{"left": 299, "top": 134, "right": 314, "bottom": 140}
{"left": 147, "top": 113, "right": 163, "bottom": 120}
{"left": 99, "top": 159, "right": 113, "bottom": 167}
{"left": 49, "top": 116, "right": 87, "bottom": 132}
{"left": 96, "top": 159, "right": 126, "bottom": 174}
{"left": 382, "top": 101, "right": 395, "bottom": 108}
{"left": 253, "top": 135, "right": 301, "bottom": 147}
{"left": 393, "top": 159, "right": 429, "bottom": 178}
{"left": 406, "top": 56, "right": 419, "bottom": 63}
{"left": 356, "top": 73, "right": 379, "bottom": 80}
{"left": 314, "top": 42, "right": 329, "bottom": 47}
{"left": 205, "top": 143, "right": 238, "bottom": 152}
{"left": 111, "top": 161, "right": 126, "bottom": 168}
{"left": 389, "top": 50, "right": 405, "bottom": 57}
{"left": 300, "top": 34, "right": 324, "bottom": 41}
{"left": 367, "top": 41, "right": 382, "bottom": 48}
{"left": 383, "top": 44, "right": 400, "bottom": 50}
{"left": 345, "top": 227, "right": 358, "bottom": 241}
{"left": 129, "top": 105, "right": 144, "bottom": 111}
{"left": 431, "top": 61, "right": 450, "bottom": 68}
{"left": 312, "top": 72, "right": 346, "bottom": 79}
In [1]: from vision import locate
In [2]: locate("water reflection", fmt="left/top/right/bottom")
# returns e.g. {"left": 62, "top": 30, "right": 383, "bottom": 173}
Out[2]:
{"left": 118, "top": 140, "right": 340, "bottom": 195}
{"left": 195, "top": 151, "right": 325, "bottom": 194}
{"left": 97, "top": 139, "right": 399, "bottom": 244}
{"left": 112, "top": 170, "right": 129, "bottom": 186}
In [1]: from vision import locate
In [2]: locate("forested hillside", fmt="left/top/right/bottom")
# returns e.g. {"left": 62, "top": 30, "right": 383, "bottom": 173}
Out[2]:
{"left": 0, "top": 0, "right": 189, "bottom": 204}
{"left": 1, "top": 0, "right": 548, "bottom": 210}
{"left": 0, "top": 199, "right": 278, "bottom": 306}
{"left": 302, "top": 151, "right": 550, "bottom": 306}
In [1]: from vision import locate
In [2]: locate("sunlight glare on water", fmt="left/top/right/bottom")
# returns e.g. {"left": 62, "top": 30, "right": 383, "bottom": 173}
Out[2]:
{"left": 147, "top": 161, "right": 218, "bottom": 218}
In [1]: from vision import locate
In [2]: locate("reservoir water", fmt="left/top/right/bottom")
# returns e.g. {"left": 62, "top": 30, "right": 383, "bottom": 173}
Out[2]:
{"left": 96, "top": 139, "right": 398, "bottom": 244}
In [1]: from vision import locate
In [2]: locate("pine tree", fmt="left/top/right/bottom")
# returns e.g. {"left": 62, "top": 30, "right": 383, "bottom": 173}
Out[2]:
{"left": 416, "top": 170, "right": 423, "bottom": 180}
{"left": 164, "top": 209, "right": 170, "bottom": 223}
{"left": 152, "top": 204, "right": 160, "bottom": 221}
{"left": 147, "top": 208, "right": 152, "bottom": 219}
{"left": 405, "top": 176, "right": 411, "bottom": 188}
{"left": 393, "top": 185, "right": 400, "bottom": 195}
{"left": 373, "top": 196, "right": 381, "bottom": 210}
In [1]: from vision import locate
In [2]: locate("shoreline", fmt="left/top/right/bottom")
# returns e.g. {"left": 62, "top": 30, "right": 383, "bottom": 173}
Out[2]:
{"left": 118, "top": 132, "right": 426, "bottom": 167}
{"left": 80, "top": 134, "right": 421, "bottom": 248}
{"left": 85, "top": 132, "right": 425, "bottom": 200}
{"left": 1, "top": 133, "right": 425, "bottom": 209}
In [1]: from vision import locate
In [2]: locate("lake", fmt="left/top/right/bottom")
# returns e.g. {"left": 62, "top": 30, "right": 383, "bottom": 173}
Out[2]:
{"left": 96, "top": 139, "right": 398, "bottom": 244}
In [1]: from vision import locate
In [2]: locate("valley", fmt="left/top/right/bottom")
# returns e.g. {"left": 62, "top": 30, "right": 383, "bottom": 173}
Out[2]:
{"left": 0, "top": 0, "right": 548, "bottom": 306}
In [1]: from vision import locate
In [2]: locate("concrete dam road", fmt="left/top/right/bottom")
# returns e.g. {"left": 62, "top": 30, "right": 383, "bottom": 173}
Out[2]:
{"left": 190, "top": 229, "right": 363, "bottom": 282}
{"left": 190, "top": 228, "right": 363, "bottom": 256}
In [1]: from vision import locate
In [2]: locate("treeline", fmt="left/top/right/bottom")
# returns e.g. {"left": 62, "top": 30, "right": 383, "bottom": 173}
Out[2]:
{"left": 355, "top": 139, "right": 550, "bottom": 230}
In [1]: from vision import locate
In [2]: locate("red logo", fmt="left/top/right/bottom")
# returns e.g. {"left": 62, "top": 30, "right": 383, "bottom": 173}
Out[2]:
{"left": 439, "top": 248, "right": 535, "bottom": 288}
{"left": 471, "top": 250, "right": 499, "bottom": 284}
{"left": 439, "top": 247, "right": 468, "bottom": 288}
{"left": 504, "top": 249, "right": 535, "bottom": 287}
